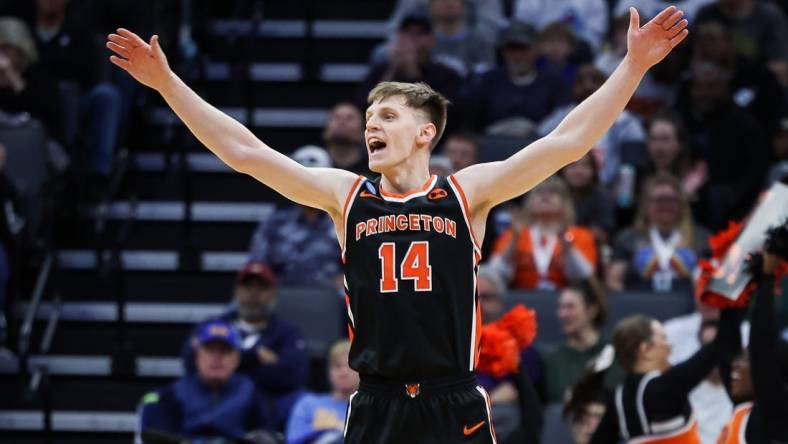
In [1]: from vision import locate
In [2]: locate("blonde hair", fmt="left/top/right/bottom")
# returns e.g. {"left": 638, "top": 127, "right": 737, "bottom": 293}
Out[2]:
{"left": 328, "top": 339, "right": 351, "bottom": 365}
{"left": 634, "top": 173, "right": 695, "bottom": 248}
{"left": 0, "top": 17, "right": 37, "bottom": 71}
{"left": 520, "top": 175, "right": 576, "bottom": 226}
{"left": 367, "top": 81, "right": 450, "bottom": 150}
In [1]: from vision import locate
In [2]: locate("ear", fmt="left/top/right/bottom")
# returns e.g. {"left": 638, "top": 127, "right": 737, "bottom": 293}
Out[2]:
{"left": 416, "top": 122, "right": 437, "bottom": 149}
{"left": 638, "top": 341, "right": 651, "bottom": 360}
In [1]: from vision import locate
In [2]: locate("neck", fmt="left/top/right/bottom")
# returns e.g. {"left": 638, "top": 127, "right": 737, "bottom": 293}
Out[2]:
{"left": 327, "top": 143, "right": 362, "bottom": 168}
{"left": 653, "top": 223, "right": 676, "bottom": 237}
{"left": 38, "top": 11, "right": 65, "bottom": 30}
{"left": 434, "top": 19, "right": 464, "bottom": 37}
{"left": 242, "top": 317, "right": 268, "bottom": 330}
{"left": 567, "top": 326, "right": 599, "bottom": 350}
{"left": 380, "top": 156, "right": 431, "bottom": 194}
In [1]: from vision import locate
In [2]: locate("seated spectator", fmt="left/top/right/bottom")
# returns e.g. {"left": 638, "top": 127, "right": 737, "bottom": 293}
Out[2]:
{"left": 357, "top": 13, "right": 465, "bottom": 124}
{"left": 33, "top": 0, "right": 123, "bottom": 177}
{"left": 607, "top": 173, "right": 710, "bottom": 292}
{"left": 563, "top": 365, "right": 608, "bottom": 444}
{"left": 0, "top": 17, "right": 64, "bottom": 143}
{"left": 182, "top": 262, "right": 309, "bottom": 430}
{"left": 285, "top": 340, "right": 359, "bottom": 444}
{"left": 512, "top": 0, "right": 609, "bottom": 52}
{"left": 535, "top": 22, "right": 589, "bottom": 84}
{"left": 491, "top": 176, "right": 598, "bottom": 290}
{"left": 248, "top": 146, "right": 341, "bottom": 287}
{"left": 543, "top": 279, "right": 609, "bottom": 404}
{"left": 636, "top": 111, "right": 706, "bottom": 202}
{"left": 678, "top": 62, "right": 770, "bottom": 229}
{"left": 767, "top": 114, "right": 788, "bottom": 185}
{"left": 322, "top": 102, "right": 371, "bottom": 178}
{"left": 474, "top": 265, "right": 541, "bottom": 442}
{"left": 695, "top": 0, "right": 788, "bottom": 88}
{"left": 140, "top": 320, "right": 276, "bottom": 443}
{"left": 374, "top": 0, "right": 495, "bottom": 77}
{"left": 469, "top": 21, "right": 571, "bottom": 136}
{"left": 441, "top": 131, "right": 478, "bottom": 172}
{"left": 538, "top": 64, "right": 646, "bottom": 187}
{"left": 386, "top": 0, "right": 506, "bottom": 47}
{"left": 560, "top": 152, "right": 616, "bottom": 248}
{"left": 680, "top": 18, "right": 786, "bottom": 136}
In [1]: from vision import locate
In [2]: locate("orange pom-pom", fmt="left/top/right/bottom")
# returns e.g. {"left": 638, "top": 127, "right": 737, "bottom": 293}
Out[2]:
{"left": 477, "top": 324, "right": 520, "bottom": 378}
{"left": 496, "top": 304, "right": 538, "bottom": 349}
{"left": 709, "top": 221, "right": 743, "bottom": 259}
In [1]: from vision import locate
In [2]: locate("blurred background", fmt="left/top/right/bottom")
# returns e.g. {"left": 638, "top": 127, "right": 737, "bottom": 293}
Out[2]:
{"left": 0, "top": 0, "right": 785, "bottom": 443}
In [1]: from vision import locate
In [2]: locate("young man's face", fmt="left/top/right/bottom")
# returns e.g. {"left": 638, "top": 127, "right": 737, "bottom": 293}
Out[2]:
{"left": 365, "top": 95, "right": 434, "bottom": 173}
{"left": 196, "top": 341, "right": 240, "bottom": 386}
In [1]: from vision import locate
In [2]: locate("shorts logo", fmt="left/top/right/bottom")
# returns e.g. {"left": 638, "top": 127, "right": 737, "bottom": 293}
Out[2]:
{"left": 404, "top": 383, "right": 420, "bottom": 398}
{"left": 428, "top": 188, "right": 448, "bottom": 200}
{"left": 463, "top": 421, "right": 485, "bottom": 436}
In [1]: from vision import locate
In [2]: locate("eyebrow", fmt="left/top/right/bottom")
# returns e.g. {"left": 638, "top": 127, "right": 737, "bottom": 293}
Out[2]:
{"left": 365, "top": 105, "right": 398, "bottom": 120}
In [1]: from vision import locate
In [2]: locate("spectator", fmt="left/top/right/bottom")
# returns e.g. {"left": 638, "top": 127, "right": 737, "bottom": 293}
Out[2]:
{"left": 636, "top": 112, "right": 706, "bottom": 202}
{"left": 322, "top": 102, "right": 371, "bottom": 178}
{"left": 543, "top": 279, "right": 609, "bottom": 403}
{"left": 386, "top": 0, "right": 506, "bottom": 46}
{"left": 538, "top": 63, "right": 646, "bottom": 187}
{"left": 182, "top": 262, "right": 309, "bottom": 429}
{"left": 357, "top": 13, "right": 465, "bottom": 125}
{"left": 512, "top": 0, "right": 609, "bottom": 52}
{"left": 375, "top": 0, "right": 495, "bottom": 77}
{"left": 678, "top": 61, "right": 770, "bottom": 230}
{"left": 474, "top": 264, "right": 542, "bottom": 442}
{"left": 441, "top": 131, "right": 478, "bottom": 172}
{"left": 681, "top": 18, "right": 787, "bottom": 136}
{"left": 0, "top": 143, "right": 22, "bottom": 356}
{"left": 491, "top": 176, "right": 598, "bottom": 290}
{"left": 285, "top": 340, "right": 359, "bottom": 444}
{"left": 33, "top": 0, "right": 123, "bottom": 177}
{"left": 140, "top": 320, "right": 276, "bottom": 442}
{"left": 248, "top": 146, "right": 342, "bottom": 287}
{"left": 535, "top": 22, "right": 590, "bottom": 85}
{"left": 607, "top": 173, "right": 710, "bottom": 292}
{"left": 695, "top": 0, "right": 788, "bottom": 87}
{"left": 563, "top": 362, "right": 608, "bottom": 444}
{"left": 0, "top": 16, "right": 64, "bottom": 143}
{"left": 560, "top": 152, "right": 617, "bottom": 248}
{"left": 614, "top": 0, "right": 714, "bottom": 25}
{"left": 767, "top": 114, "right": 788, "bottom": 185}
{"left": 469, "top": 21, "right": 571, "bottom": 136}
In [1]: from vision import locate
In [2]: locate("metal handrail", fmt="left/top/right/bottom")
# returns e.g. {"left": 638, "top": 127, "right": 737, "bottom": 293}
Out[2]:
{"left": 18, "top": 253, "right": 54, "bottom": 359}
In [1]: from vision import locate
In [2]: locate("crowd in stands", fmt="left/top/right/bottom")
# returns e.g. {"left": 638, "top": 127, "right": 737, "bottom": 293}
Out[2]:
{"left": 0, "top": 0, "right": 786, "bottom": 443}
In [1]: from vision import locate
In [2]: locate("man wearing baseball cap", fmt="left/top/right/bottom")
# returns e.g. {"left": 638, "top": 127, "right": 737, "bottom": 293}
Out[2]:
{"left": 181, "top": 261, "right": 309, "bottom": 431}
{"left": 247, "top": 145, "right": 342, "bottom": 287}
{"left": 139, "top": 320, "right": 276, "bottom": 442}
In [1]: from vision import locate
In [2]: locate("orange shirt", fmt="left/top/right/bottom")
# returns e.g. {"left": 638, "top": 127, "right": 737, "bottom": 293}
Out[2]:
{"left": 493, "top": 225, "right": 598, "bottom": 289}
{"left": 716, "top": 403, "right": 752, "bottom": 444}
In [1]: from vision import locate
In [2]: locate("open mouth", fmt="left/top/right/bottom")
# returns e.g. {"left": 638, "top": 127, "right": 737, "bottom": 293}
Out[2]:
{"left": 368, "top": 138, "right": 387, "bottom": 154}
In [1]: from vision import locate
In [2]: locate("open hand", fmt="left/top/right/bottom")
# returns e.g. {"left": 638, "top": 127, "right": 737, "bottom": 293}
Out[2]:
{"left": 106, "top": 28, "right": 172, "bottom": 91}
{"left": 626, "top": 5, "right": 689, "bottom": 72}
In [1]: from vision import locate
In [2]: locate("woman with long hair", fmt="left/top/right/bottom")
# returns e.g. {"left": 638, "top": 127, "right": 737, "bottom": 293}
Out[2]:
{"left": 607, "top": 173, "right": 709, "bottom": 292}
{"left": 491, "top": 176, "right": 598, "bottom": 290}
{"left": 588, "top": 305, "right": 739, "bottom": 443}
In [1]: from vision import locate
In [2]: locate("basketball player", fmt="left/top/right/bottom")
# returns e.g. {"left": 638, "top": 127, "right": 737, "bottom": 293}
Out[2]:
{"left": 106, "top": 6, "right": 688, "bottom": 443}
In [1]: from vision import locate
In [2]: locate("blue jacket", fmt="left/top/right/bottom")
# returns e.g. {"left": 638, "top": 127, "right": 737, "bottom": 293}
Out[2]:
{"left": 140, "top": 373, "right": 274, "bottom": 440}
{"left": 182, "top": 312, "right": 309, "bottom": 395}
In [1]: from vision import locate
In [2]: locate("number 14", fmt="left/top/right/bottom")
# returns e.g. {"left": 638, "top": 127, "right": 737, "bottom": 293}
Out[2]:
{"left": 378, "top": 242, "right": 432, "bottom": 293}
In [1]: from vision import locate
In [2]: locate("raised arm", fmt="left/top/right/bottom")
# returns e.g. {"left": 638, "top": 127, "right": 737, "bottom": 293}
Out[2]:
{"left": 455, "top": 6, "right": 688, "bottom": 215}
{"left": 106, "top": 29, "right": 358, "bottom": 220}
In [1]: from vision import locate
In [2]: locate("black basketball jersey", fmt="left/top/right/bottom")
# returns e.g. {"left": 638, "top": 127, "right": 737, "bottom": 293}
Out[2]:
{"left": 341, "top": 175, "right": 482, "bottom": 380}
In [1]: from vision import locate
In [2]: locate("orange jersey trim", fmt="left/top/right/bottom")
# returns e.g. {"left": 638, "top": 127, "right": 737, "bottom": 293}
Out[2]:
{"left": 448, "top": 175, "right": 482, "bottom": 254}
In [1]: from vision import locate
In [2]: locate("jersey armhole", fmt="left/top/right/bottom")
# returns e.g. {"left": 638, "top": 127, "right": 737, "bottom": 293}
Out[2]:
{"left": 340, "top": 176, "right": 365, "bottom": 261}
{"left": 447, "top": 175, "right": 482, "bottom": 256}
